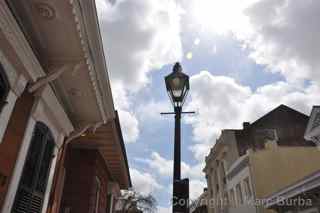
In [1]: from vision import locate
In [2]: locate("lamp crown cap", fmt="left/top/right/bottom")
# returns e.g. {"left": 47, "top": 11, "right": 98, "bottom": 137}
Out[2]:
{"left": 173, "top": 62, "right": 182, "bottom": 73}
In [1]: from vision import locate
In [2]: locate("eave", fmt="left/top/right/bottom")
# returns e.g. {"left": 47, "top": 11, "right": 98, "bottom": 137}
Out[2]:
{"left": 6, "top": 0, "right": 115, "bottom": 126}
{"left": 71, "top": 111, "right": 132, "bottom": 189}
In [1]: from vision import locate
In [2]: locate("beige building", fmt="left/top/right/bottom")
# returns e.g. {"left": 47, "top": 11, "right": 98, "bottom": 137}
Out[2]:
{"left": 204, "top": 105, "right": 320, "bottom": 213}
{"left": 264, "top": 106, "right": 320, "bottom": 213}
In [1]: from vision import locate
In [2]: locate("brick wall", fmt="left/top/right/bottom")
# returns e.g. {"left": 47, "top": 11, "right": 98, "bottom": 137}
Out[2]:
{"left": 95, "top": 152, "right": 111, "bottom": 213}
{"left": 60, "top": 148, "right": 112, "bottom": 213}
{"left": 0, "top": 90, "right": 34, "bottom": 209}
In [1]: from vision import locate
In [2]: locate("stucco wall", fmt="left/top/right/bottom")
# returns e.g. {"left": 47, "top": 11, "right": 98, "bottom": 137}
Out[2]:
{"left": 220, "top": 130, "right": 240, "bottom": 170}
{"left": 250, "top": 144, "right": 320, "bottom": 200}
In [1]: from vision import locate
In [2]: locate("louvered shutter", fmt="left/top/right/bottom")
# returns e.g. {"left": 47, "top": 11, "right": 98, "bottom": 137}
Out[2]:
{"left": 0, "top": 64, "right": 9, "bottom": 112}
{"left": 12, "top": 122, "right": 55, "bottom": 213}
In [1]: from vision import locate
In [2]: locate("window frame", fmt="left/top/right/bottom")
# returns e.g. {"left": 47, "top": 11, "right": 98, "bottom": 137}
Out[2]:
{"left": 236, "top": 183, "right": 243, "bottom": 205}
{"left": 12, "top": 122, "right": 55, "bottom": 213}
{"left": 243, "top": 177, "right": 252, "bottom": 199}
{"left": 229, "top": 189, "right": 235, "bottom": 207}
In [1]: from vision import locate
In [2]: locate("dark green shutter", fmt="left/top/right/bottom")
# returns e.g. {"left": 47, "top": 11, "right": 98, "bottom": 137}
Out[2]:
{"left": 12, "top": 122, "right": 55, "bottom": 213}
{"left": 0, "top": 63, "right": 9, "bottom": 112}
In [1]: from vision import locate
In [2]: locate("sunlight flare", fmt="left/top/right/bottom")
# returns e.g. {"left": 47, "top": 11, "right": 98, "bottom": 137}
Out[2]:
{"left": 189, "top": 0, "right": 258, "bottom": 35}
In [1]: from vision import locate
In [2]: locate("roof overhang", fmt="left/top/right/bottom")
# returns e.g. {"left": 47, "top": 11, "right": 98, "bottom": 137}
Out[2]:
{"left": 264, "top": 170, "right": 320, "bottom": 209}
{"left": 71, "top": 111, "right": 132, "bottom": 189}
{"left": 6, "top": 0, "right": 115, "bottom": 126}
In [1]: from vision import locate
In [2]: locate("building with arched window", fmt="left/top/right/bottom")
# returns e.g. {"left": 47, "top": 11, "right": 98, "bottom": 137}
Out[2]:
{"left": 0, "top": 1, "right": 131, "bottom": 213}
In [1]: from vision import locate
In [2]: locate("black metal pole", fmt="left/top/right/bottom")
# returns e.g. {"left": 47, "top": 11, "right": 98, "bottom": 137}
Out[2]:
{"left": 173, "top": 106, "right": 181, "bottom": 181}
{"left": 173, "top": 106, "right": 181, "bottom": 213}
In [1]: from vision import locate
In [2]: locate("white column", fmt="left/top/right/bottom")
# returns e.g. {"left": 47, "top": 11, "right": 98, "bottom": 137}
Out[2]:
{"left": 0, "top": 91, "right": 17, "bottom": 143}
{"left": 1, "top": 117, "right": 36, "bottom": 212}
{"left": 41, "top": 138, "right": 63, "bottom": 213}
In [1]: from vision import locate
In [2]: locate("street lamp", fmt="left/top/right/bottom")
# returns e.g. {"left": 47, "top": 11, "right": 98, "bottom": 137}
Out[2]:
{"left": 164, "top": 62, "right": 191, "bottom": 213}
{"left": 165, "top": 62, "right": 190, "bottom": 108}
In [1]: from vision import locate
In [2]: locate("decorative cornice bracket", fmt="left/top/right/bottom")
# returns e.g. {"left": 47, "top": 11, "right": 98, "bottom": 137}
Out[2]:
{"left": 28, "top": 64, "right": 69, "bottom": 93}
{"left": 65, "top": 123, "right": 92, "bottom": 144}
{"left": 65, "top": 118, "right": 112, "bottom": 144}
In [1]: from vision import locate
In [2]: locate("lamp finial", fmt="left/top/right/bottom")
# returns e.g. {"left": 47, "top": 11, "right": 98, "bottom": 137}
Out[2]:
{"left": 173, "top": 62, "right": 182, "bottom": 73}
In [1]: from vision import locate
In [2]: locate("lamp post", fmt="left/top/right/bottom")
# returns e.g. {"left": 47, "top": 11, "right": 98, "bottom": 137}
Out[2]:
{"left": 164, "top": 62, "right": 191, "bottom": 213}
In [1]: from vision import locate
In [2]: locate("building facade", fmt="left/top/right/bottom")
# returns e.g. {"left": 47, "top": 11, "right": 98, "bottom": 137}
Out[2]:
{"left": 0, "top": 1, "right": 131, "bottom": 213}
{"left": 264, "top": 106, "right": 320, "bottom": 213}
{"left": 204, "top": 105, "right": 320, "bottom": 213}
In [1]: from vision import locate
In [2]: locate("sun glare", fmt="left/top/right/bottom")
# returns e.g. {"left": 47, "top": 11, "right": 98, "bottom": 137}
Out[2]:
{"left": 190, "top": 0, "right": 258, "bottom": 35}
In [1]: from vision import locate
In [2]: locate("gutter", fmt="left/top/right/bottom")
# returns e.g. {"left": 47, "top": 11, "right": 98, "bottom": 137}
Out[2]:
{"left": 114, "top": 111, "right": 132, "bottom": 188}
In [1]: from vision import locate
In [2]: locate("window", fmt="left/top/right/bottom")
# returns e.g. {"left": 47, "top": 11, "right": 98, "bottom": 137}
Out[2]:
{"left": 0, "top": 64, "right": 9, "bottom": 113}
{"left": 214, "top": 170, "right": 219, "bottom": 184}
{"left": 229, "top": 189, "right": 235, "bottom": 207}
{"left": 223, "top": 193, "right": 228, "bottom": 207}
{"left": 12, "top": 122, "right": 55, "bottom": 213}
{"left": 236, "top": 184, "right": 243, "bottom": 205}
{"left": 223, "top": 177, "right": 227, "bottom": 185}
{"left": 243, "top": 178, "right": 252, "bottom": 199}
{"left": 221, "top": 161, "right": 226, "bottom": 175}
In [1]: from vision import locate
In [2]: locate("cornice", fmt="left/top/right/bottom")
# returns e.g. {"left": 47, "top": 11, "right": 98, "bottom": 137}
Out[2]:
{"left": 0, "top": 1, "right": 74, "bottom": 136}
{"left": 69, "top": 0, "right": 115, "bottom": 123}
{"left": 0, "top": 1, "right": 44, "bottom": 81}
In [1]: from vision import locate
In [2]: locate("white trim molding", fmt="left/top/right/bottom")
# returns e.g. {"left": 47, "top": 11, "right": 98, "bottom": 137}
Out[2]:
{"left": 0, "top": 91, "right": 17, "bottom": 143}
{"left": 69, "top": 0, "right": 115, "bottom": 122}
{"left": 41, "top": 141, "right": 61, "bottom": 213}
{"left": 1, "top": 117, "right": 36, "bottom": 213}
{"left": 0, "top": 49, "right": 28, "bottom": 144}
{"left": 31, "top": 87, "right": 73, "bottom": 146}
{"left": 0, "top": 1, "right": 44, "bottom": 82}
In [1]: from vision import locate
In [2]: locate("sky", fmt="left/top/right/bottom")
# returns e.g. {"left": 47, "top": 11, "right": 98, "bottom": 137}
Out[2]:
{"left": 96, "top": 0, "right": 320, "bottom": 212}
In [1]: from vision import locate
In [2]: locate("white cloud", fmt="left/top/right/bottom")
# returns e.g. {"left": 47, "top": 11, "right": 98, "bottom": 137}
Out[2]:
{"left": 96, "top": 0, "right": 183, "bottom": 143}
{"left": 130, "top": 168, "right": 163, "bottom": 195}
{"left": 181, "top": 0, "right": 258, "bottom": 35}
{"left": 182, "top": 0, "right": 320, "bottom": 84}
{"left": 134, "top": 152, "right": 207, "bottom": 200}
{"left": 242, "top": 0, "right": 320, "bottom": 83}
{"left": 186, "top": 71, "right": 320, "bottom": 161}
{"left": 142, "top": 152, "right": 204, "bottom": 180}
{"left": 158, "top": 206, "right": 171, "bottom": 213}
{"left": 147, "top": 152, "right": 172, "bottom": 177}
{"left": 118, "top": 109, "right": 139, "bottom": 143}
{"left": 136, "top": 100, "right": 171, "bottom": 123}
{"left": 189, "top": 179, "right": 206, "bottom": 200}
{"left": 97, "top": 0, "right": 182, "bottom": 90}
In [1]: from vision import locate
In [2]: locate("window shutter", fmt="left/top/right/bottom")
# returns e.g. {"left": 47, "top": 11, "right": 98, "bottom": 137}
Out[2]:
{"left": 0, "top": 64, "right": 9, "bottom": 112}
{"left": 12, "top": 122, "right": 55, "bottom": 213}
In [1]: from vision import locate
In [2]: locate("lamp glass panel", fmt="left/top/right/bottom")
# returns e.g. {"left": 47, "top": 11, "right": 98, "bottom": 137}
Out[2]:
{"left": 172, "top": 89, "right": 183, "bottom": 98}
{"left": 170, "top": 76, "right": 184, "bottom": 98}
{"left": 172, "top": 77, "right": 181, "bottom": 88}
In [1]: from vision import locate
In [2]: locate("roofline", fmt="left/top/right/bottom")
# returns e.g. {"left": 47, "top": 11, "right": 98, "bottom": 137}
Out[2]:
{"left": 251, "top": 104, "right": 308, "bottom": 127}
{"left": 114, "top": 111, "right": 132, "bottom": 187}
